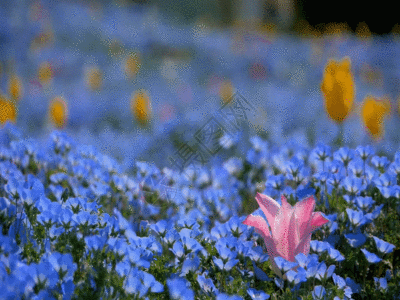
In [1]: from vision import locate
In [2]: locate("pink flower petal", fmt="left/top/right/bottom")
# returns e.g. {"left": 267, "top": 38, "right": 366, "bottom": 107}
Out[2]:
{"left": 272, "top": 196, "right": 298, "bottom": 261}
{"left": 243, "top": 215, "right": 278, "bottom": 257}
{"left": 293, "top": 196, "right": 316, "bottom": 239}
{"left": 310, "top": 212, "right": 330, "bottom": 231}
{"left": 255, "top": 193, "right": 280, "bottom": 229}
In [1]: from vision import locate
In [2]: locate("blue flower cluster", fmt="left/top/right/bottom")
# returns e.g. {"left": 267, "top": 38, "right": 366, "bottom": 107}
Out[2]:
{"left": 0, "top": 122, "right": 399, "bottom": 299}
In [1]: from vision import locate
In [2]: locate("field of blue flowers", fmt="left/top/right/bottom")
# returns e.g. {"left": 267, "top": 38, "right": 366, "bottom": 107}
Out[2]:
{"left": 1, "top": 1, "right": 400, "bottom": 300}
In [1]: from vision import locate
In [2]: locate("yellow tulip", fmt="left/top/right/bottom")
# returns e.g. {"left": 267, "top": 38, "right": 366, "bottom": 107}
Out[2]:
{"left": 321, "top": 57, "right": 355, "bottom": 123}
{"left": 324, "top": 22, "right": 351, "bottom": 36}
{"left": 361, "top": 96, "right": 390, "bottom": 139}
{"left": 220, "top": 80, "right": 234, "bottom": 104}
{"left": 8, "top": 75, "right": 23, "bottom": 102}
{"left": 86, "top": 66, "right": 103, "bottom": 91}
{"left": 124, "top": 52, "right": 141, "bottom": 79}
{"left": 356, "top": 22, "right": 372, "bottom": 39}
{"left": 0, "top": 94, "right": 17, "bottom": 125}
{"left": 49, "top": 97, "right": 68, "bottom": 128}
{"left": 38, "top": 62, "right": 53, "bottom": 86}
{"left": 131, "top": 90, "right": 151, "bottom": 126}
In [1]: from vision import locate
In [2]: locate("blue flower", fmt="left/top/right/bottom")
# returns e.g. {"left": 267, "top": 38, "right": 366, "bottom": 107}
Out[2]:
{"left": 213, "top": 257, "right": 239, "bottom": 271}
{"left": 371, "top": 156, "right": 390, "bottom": 171}
{"left": 334, "top": 147, "right": 355, "bottom": 167}
{"left": 181, "top": 256, "right": 200, "bottom": 275}
{"left": 197, "top": 274, "right": 218, "bottom": 294}
{"left": 341, "top": 176, "right": 366, "bottom": 195}
{"left": 216, "top": 294, "right": 244, "bottom": 300}
{"left": 344, "top": 233, "right": 367, "bottom": 248}
{"left": 274, "top": 257, "right": 298, "bottom": 273}
{"left": 167, "top": 276, "right": 194, "bottom": 300}
{"left": 252, "top": 260, "right": 271, "bottom": 281}
{"left": 247, "top": 288, "right": 270, "bottom": 300}
{"left": 355, "top": 196, "right": 375, "bottom": 211}
{"left": 312, "top": 285, "right": 326, "bottom": 300}
{"left": 348, "top": 158, "right": 365, "bottom": 177}
{"left": 372, "top": 236, "right": 395, "bottom": 254}
{"left": 125, "top": 268, "right": 164, "bottom": 297}
{"left": 313, "top": 143, "right": 332, "bottom": 162}
{"left": 315, "top": 262, "right": 335, "bottom": 280}
{"left": 361, "top": 248, "right": 382, "bottom": 263}
{"left": 327, "top": 247, "right": 345, "bottom": 262}
{"left": 355, "top": 145, "right": 374, "bottom": 161}
{"left": 374, "top": 277, "right": 388, "bottom": 291}
{"left": 310, "top": 240, "right": 331, "bottom": 253}
{"left": 346, "top": 208, "right": 367, "bottom": 227}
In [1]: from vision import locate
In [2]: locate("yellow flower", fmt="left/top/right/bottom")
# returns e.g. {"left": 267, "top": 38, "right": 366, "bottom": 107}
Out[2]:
{"left": 0, "top": 94, "right": 17, "bottom": 125}
{"left": 220, "top": 80, "right": 234, "bottom": 104}
{"left": 38, "top": 62, "right": 53, "bottom": 86}
{"left": 356, "top": 22, "right": 372, "bottom": 39}
{"left": 321, "top": 57, "right": 355, "bottom": 123}
{"left": 86, "top": 66, "right": 103, "bottom": 91}
{"left": 131, "top": 90, "right": 151, "bottom": 126}
{"left": 124, "top": 52, "right": 141, "bottom": 79}
{"left": 8, "top": 75, "right": 23, "bottom": 102}
{"left": 324, "top": 22, "right": 351, "bottom": 36}
{"left": 362, "top": 96, "right": 390, "bottom": 139}
{"left": 49, "top": 97, "right": 68, "bottom": 128}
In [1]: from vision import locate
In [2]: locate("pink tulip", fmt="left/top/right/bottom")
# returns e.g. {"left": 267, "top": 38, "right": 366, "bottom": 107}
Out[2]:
{"left": 243, "top": 193, "right": 329, "bottom": 278}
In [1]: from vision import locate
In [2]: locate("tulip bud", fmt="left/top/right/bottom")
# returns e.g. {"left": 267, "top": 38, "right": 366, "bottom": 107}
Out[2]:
{"left": 38, "top": 62, "right": 54, "bottom": 87}
{"left": 321, "top": 57, "right": 355, "bottom": 124}
{"left": 361, "top": 96, "right": 390, "bottom": 140}
{"left": 8, "top": 75, "right": 23, "bottom": 102}
{"left": 86, "top": 66, "right": 103, "bottom": 91}
{"left": 0, "top": 93, "right": 17, "bottom": 125}
{"left": 124, "top": 52, "right": 141, "bottom": 79}
{"left": 49, "top": 96, "right": 68, "bottom": 128}
{"left": 131, "top": 90, "right": 151, "bottom": 126}
{"left": 220, "top": 80, "right": 234, "bottom": 104}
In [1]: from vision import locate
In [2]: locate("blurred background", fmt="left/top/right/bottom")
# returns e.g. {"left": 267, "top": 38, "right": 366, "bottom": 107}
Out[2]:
{"left": 1, "top": 0, "right": 400, "bottom": 172}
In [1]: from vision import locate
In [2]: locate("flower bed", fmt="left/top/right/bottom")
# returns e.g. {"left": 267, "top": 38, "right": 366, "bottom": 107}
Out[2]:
{"left": 0, "top": 124, "right": 399, "bottom": 299}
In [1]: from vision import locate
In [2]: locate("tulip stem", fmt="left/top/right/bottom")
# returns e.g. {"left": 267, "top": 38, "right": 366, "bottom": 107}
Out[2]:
{"left": 334, "top": 122, "right": 344, "bottom": 148}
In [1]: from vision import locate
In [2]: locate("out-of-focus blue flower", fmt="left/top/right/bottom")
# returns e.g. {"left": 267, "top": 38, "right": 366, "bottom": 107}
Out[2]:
{"left": 348, "top": 158, "right": 365, "bottom": 177}
{"left": 313, "top": 143, "right": 332, "bottom": 162}
{"left": 249, "top": 246, "right": 269, "bottom": 263}
{"left": 361, "top": 248, "right": 382, "bottom": 263}
{"left": 355, "top": 145, "right": 375, "bottom": 161}
{"left": 223, "top": 157, "right": 243, "bottom": 176}
{"left": 167, "top": 276, "right": 194, "bottom": 300}
{"left": 213, "top": 256, "right": 239, "bottom": 271}
{"left": 346, "top": 208, "right": 367, "bottom": 227}
{"left": 312, "top": 285, "right": 326, "bottom": 300}
{"left": 372, "top": 236, "right": 395, "bottom": 254}
{"left": 327, "top": 247, "right": 345, "bottom": 262}
{"left": 274, "top": 257, "right": 298, "bottom": 273}
{"left": 334, "top": 147, "right": 355, "bottom": 167}
{"left": 216, "top": 294, "right": 244, "bottom": 300}
{"left": 181, "top": 256, "right": 200, "bottom": 275}
{"left": 197, "top": 274, "right": 218, "bottom": 294}
{"left": 341, "top": 176, "right": 366, "bottom": 195}
{"left": 315, "top": 262, "right": 335, "bottom": 280}
{"left": 252, "top": 260, "right": 271, "bottom": 281}
{"left": 371, "top": 156, "right": 390, "bottom": 172}
{"left": 344, "top": 233, "right": 367, "bottom": 248}
{"left": 374, "top": 277, "right": 388, "bottom": 291}
{"left": 355, "top": 196, "right": 375, "bottom": 211}
{"left": 247, "top": 288, "right": 270, "bottom": 300}
{"left": 345, "top": 277, "right": 361, "bottom": 294}
{"left": 125, "top": 268, "right": 163, "bottom": 297}
{"left": 310, "top": 240, "right": 331, "bottom": 253}
{"left": 47, "top": 252, "right": 76, "bottom": 282}
{"left": 265, "top": 174, "right": 285, "bottom": 193}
